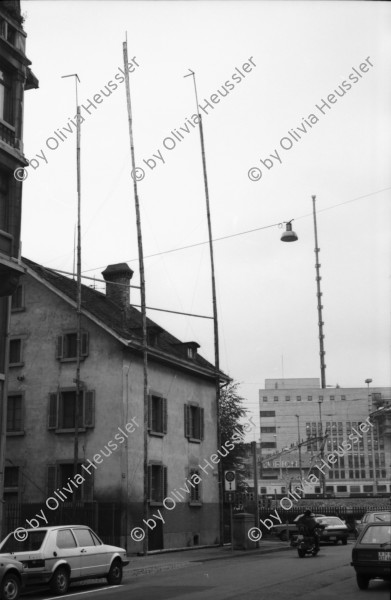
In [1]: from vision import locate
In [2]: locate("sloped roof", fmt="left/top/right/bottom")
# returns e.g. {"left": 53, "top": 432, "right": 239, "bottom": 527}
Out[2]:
{"left": 22, "top": 257, "right": 221, "bottom": 379}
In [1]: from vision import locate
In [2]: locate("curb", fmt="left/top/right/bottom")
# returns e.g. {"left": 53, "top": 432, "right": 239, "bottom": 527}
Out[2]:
{"left": 124, "top": 544, "right": 292, "bottom": 576}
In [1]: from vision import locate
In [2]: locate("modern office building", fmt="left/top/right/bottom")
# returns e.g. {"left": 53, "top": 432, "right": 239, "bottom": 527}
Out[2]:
{"left": 253, "top": 378, "right": 391, "bottom": 498}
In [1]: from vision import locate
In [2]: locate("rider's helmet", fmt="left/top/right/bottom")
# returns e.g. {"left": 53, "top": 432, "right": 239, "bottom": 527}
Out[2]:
{"left": 304, "top": 509, "right": 312, "bottom": 517}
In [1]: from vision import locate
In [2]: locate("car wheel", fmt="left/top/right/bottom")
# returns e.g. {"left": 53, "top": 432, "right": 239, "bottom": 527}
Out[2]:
{"left": 107, "top": 559, "right": 123, "bottom": 585}
{"left": 50, "top": 567, "right": 70, "bottom": 595}
{"left": 356, "top": 575, "right": 369, "bottom": 590}
{"left": 297, "top": 549, "right": 306, "bottom": 558}
{"left": 342, "top": 538, "right": 348, "bottom": 545}
{"left": 0, "top": 572, "right": 20, "bottom": 600}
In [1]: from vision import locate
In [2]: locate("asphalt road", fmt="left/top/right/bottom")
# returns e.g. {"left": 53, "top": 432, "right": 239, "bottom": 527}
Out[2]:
{"left": 23, "top": 543, "right": 390, "bottom": 600}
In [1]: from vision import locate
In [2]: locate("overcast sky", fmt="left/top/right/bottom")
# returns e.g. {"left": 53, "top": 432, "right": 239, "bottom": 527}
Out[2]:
{"left": 20, "top": 0, "right": 391, "bottom": 431}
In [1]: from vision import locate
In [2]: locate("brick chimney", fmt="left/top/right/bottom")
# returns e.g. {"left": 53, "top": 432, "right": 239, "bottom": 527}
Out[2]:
{"left": 102, "top": 263, "right": 133, "bottom": 309}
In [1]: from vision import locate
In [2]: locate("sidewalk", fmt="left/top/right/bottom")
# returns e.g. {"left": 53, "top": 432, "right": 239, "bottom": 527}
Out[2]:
{"left": 125, "top": 538, "right": 291, "bottom": 577}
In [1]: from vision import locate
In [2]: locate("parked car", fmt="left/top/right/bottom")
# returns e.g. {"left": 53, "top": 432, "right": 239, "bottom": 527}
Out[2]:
{"left": 351, "top": 521, "right": 391, "bottom": 589}
{"left": 272, "top": 514, "right": 326, "bottom": 541}
{"left": 314, "top": 516, "right": 349, "bottom": 545}
{"left": 354, "top": 511, "right": 391, "bottom": 539}
{"left": 0, "top": 556, "right": 26, "bottom": 600}
{"left": 0, "top": 525, "right": 129, "bottom": 596}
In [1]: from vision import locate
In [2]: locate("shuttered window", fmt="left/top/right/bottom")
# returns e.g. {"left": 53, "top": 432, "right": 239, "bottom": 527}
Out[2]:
{"left": 189, "top": 469, "right": 201, "bottom": 504}
{"left": 148, "top": 394, "right": 167, "bottom": 435}
{"left": 56, "top": 332, "right": 89, "bottom": 360}
{"left": 48, "top": 390, "right": 95, "bottom": 431}
{"left": 148, "top": 464, "right": 167, "bottom": 504}
{"left": 184, "top": 404, "right": 204, "bottom": 442}
{"left": 47, "top": 463, "right": 94, "bottom": 501}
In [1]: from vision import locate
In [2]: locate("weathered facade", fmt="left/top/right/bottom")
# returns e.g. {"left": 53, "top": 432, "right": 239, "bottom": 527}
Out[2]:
{"left": 6, "top": 258, "right": 221, "bottom": 551}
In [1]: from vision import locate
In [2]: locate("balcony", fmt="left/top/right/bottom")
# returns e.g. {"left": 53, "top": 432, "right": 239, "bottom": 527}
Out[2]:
{"left": 0, "top": 119, "right": 16, "bottom": 148}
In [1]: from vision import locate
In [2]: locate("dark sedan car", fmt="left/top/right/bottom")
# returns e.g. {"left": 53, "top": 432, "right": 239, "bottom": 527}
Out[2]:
{"left": 351, "top": 522, "right": 391, "bottom": 590}
{"left": 354, "top": 511, "right": 391, "bottom": 539}
{"left": 315, "top": 516, "right": 349, "bottom": 545}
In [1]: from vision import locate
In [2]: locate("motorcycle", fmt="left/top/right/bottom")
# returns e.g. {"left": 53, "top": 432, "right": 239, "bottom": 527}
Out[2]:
{"left": 296, "top": 528, "right": 322, "bottom": 558}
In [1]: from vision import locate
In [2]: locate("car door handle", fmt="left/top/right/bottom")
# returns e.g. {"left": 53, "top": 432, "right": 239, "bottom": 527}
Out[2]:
{"left": 81, "top": 549, "right": 87, "bottom": 553}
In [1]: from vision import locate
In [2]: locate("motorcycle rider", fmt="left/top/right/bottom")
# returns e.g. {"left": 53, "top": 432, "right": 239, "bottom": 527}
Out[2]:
{"left": 297, "top": 509, "right": 323, "bottom": 552}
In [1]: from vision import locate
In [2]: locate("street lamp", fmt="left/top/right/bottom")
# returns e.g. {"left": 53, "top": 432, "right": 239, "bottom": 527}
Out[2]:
{"left": 280, "top": 220, "right": 298, "bottom": 242}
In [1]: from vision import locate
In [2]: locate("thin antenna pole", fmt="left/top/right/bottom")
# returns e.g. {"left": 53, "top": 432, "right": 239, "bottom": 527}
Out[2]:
{"left": 184, "top": 69, "right": 223, "bottom": 546}
{"left": 312, "top": 195, "right": 326, "bottom": 389}
{"left": 73, "top": 225, "right": 76, "bottom": 280}
{"left": 123, "top": 36, "right": 149, "bottom": 555}
{"left": 62, "top": 73, "right": 81, "bottom": 517}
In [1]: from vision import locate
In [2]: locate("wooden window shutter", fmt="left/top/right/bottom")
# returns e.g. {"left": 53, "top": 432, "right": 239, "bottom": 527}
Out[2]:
{"left": 83, "top": 466, "right": 94, "bottom": 501}
{"left": 199, "top": 407, "right": 204, "bottom": 440}
{"left": 162, "top": 466, "right": 167, "bottom": 500}
{"left": 47, "top": 464, "right": 57, "bottom": 496}
{"left": 48, "top": 393, "right": 58, "bottom": 430}
{"left": 147, "top": 465, "right": 152, "bottom": 501}
{"left": 84, "top": 391, "right": 95, "bottom": 428}
{"left": 56, "top": 335, "right": 63, "bottom": 359}
{"left": 184, "top": 404, "right": 190, "bottom": 438}
{"left": 147, "top": 395, "right": 152, "bottom": 430}
{"left": 81, "top": 332, "right": 89, "bottom": 357}
{"left": 77, "top": 392, "right": 84, "bottom": 428}
{"left": 162, "top": 398, "right": 167, "bottom": 434}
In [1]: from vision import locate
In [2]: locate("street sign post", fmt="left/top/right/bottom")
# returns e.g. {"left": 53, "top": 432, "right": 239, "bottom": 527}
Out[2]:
{"left": 224, "top": 470, "right": 236, "bottom": 491}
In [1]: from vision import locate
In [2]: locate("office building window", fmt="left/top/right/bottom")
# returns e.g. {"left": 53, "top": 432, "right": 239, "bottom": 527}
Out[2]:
{"left": 307, "top": 396, "right": 312, "bottom": 401}
{"left": 260, "top": 441, "right": 276, "bottom": 448}
{"left": 261, "top": 427, "right": 276, "bottom": 433}
{"left": 285, "top": 396, "right": 290, "bottom": 402}
{"left": 262, "top": 396, "right": 268, "bottom": 402}
{"left": 296, "top": 396, "right": 301, "bottom": 401}
{"left": 273, "top": 397, "right": 278, "bottom": 402}
{"left": 260, "top": 411, "right": 275, "bottom": 418}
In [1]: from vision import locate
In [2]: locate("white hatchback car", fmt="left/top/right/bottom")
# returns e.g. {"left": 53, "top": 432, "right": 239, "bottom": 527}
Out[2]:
{"left": 0, "top": 525, "right": 129, "bottom": 596}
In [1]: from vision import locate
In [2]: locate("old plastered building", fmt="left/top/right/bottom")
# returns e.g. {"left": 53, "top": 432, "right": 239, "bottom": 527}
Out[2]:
{"left": 6, "top": 258, "right": 222, "bottom": 550}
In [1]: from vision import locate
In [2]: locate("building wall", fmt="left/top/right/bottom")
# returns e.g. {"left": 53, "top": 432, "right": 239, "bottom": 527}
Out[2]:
{"left": 257, "top": 379, "right": 391, "bottom": 497}
{"left": 7, "top": 273, "right": 220, "bottom": 550}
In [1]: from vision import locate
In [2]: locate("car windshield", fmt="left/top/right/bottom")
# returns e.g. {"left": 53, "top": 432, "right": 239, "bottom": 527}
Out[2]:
{"left": 361, "top": 525, "right": 391, "bottom": 545}
{"left": 373, "top": 513, "right": 391, "bottom": 522}
{"left": 0, "top": 530, "right": 47, "bottom": 553}
{"left": 316, "top": 517, "right": 343, "bottom": 526}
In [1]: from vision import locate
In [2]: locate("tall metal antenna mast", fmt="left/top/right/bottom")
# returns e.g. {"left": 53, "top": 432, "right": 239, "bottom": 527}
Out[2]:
{"left": 184, "top": 69, "right": 223, "bottom": 546}
{"left": 123, "top": 36, "right": 149, "bottom": 555}
{"left": 312, "top": 194, "right": 326, "bottom": 388}
{"left": 61, "top": 73, "right": 81, "bottom": 518}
